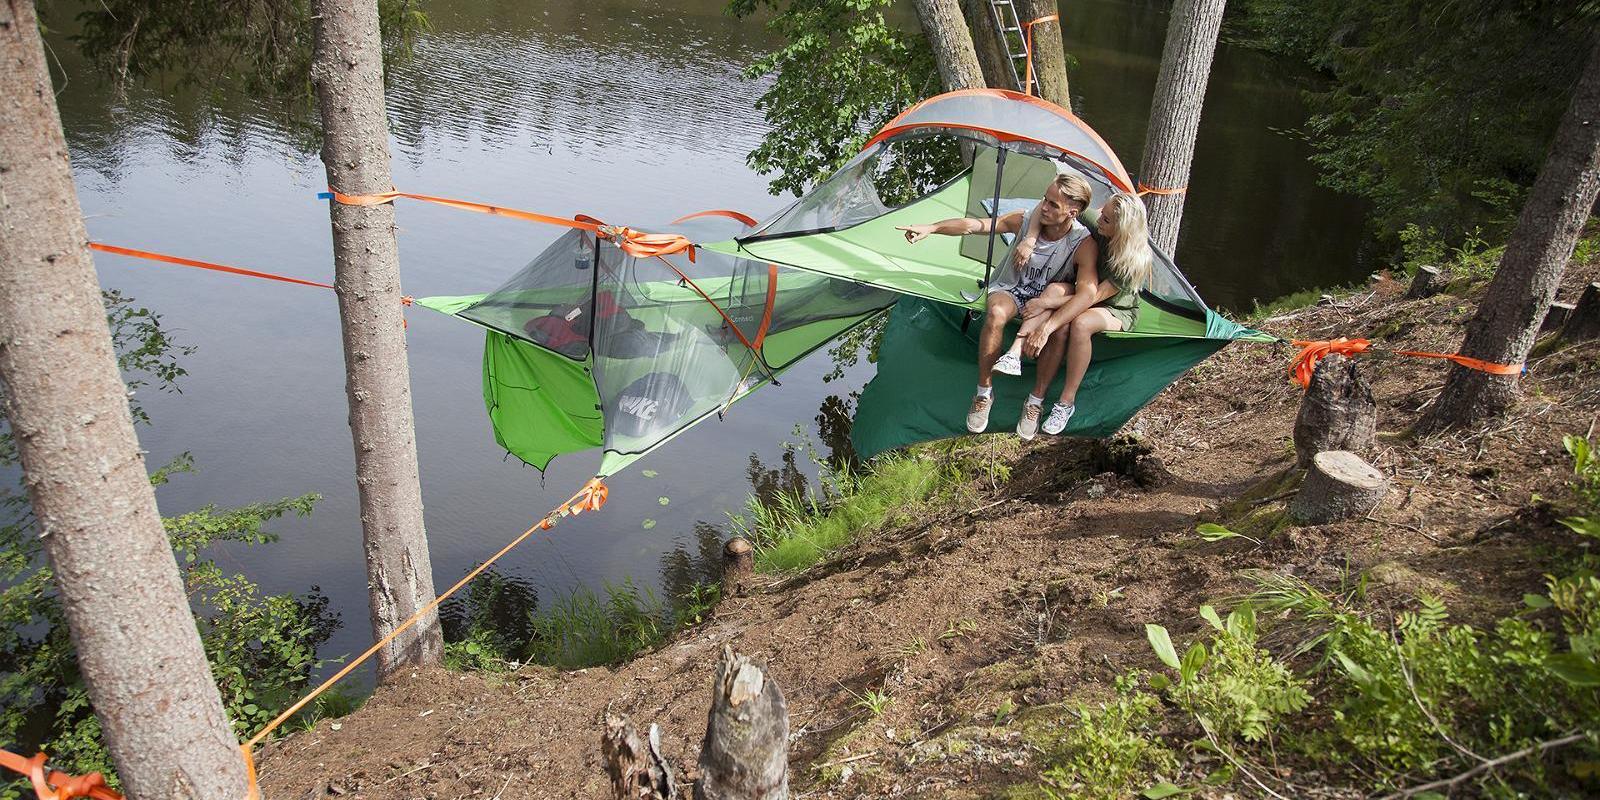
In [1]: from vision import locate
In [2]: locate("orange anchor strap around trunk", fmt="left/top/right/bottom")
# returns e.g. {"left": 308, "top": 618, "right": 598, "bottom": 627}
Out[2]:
{"left": 1287, "top": 337, "right": 1523, "bottom": 389}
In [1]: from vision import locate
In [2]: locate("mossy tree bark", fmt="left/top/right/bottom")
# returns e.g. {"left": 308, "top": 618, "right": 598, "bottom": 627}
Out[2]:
{"left": 311, "top": 0, "right": 442, "bottom": 678}
{"left": 1418, "top": 37, "right": 1600, "bottom": 433}
{"left": 0, "top": 2, "right": 247, "bottom": 796}
{"left": 912, "top": 0, "right": 986, "bottom": 93}
{"left": 1138, "top": 0, "right": 1226, "bottom": 255}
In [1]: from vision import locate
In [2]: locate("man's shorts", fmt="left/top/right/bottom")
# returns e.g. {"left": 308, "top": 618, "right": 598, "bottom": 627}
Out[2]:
{"left": 992, "top": 286, "right": 1043, "bottom": 314}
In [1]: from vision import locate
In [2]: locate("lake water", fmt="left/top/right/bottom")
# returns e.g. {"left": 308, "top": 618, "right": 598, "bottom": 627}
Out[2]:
{"left": 43, "top": 0, "right": 1367, "bottom": 682}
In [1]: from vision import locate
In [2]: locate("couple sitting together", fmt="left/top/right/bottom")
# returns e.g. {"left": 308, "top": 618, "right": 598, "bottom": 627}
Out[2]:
{"left": 897, "top": 171, "right": 1154, "bottom": 440}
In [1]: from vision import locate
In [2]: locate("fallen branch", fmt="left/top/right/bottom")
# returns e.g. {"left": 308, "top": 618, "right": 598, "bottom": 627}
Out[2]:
{"left": 1377, "top": 732, "right": 1588, "bottom": 799}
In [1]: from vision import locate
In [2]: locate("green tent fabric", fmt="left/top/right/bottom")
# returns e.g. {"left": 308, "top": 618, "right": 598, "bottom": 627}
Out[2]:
{"left": 852, "top": 296, "right": 1269, "bottom": 460}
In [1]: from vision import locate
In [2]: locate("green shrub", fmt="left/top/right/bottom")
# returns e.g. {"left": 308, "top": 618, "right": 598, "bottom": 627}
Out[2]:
{"left": 1036, "top": 673, "right": 1179, "bottom": 800}
{"left": 528, "top": 579, "right": 667, "bottom": 669}
{"left": 1146, "top": 605, "right": 1311, "bottom": 744}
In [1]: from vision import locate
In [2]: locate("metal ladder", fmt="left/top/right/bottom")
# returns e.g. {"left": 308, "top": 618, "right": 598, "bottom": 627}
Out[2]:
{"left": 986, "top": 0, "right": 1034, "bottom": 93}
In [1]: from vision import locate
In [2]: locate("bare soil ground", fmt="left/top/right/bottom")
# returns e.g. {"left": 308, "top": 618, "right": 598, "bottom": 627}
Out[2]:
{"left": 259, "top": 256, "right": 1600, "bottom": 799}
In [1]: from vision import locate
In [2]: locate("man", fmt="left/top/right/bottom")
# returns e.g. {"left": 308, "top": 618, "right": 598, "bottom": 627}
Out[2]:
{"left": 896, "top": 172, "right": 1102, "bottom": 440}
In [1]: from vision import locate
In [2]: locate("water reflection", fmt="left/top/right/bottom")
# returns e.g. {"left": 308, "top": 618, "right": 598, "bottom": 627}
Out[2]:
{"left": 439, "top": 568, "right": 540, "bottom": 655}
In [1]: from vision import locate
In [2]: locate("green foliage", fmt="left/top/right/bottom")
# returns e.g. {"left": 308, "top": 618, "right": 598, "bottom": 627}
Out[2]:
{"left": 851, "top": 686, "right": 892, "bottom": 717}
{"left": 727, "top": 0, "right": 948, "bottom": 198}
{"left": 67, "top": 0, "right": 429, "bottom": 99}
{"left": 1194, "top": 523, "right": 1259, "bottom": 545}
{"left": 734, "top": 450, "right": 963, "bottom": 573}
{"left": 1036, "top": 673, "right": 1180, "bottom": 800}
{"left": 528, "top": 579, "right": 668, "bottom": 669}
{"left": 675, "top": 580, "right": 722, "bottom": 629}
{"left": 443, "top": 628, "right": 512, "bottom": 673}
{"left": 1147, "top": 605, "right": 1311, "bottom": 743}
{"left": 1232, "top": 0, "right": 1600, "bottom": 247}
{"left": 1560, "top": 435, "right": 1600, "bottom": 541}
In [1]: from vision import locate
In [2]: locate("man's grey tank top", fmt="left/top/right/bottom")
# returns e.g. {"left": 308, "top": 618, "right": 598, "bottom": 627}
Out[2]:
{"left": 988, "top": 206, "right": 1092, "bottom": 295}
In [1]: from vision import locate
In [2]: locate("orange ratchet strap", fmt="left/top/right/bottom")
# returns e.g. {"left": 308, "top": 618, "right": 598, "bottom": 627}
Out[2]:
{"left": 1288, "top": 337, "right": 1523, "bottom": 389}
{"left": 0, "top": 749, "right": 121, "bottom": 800}
{"left": 1022, "top": 14, "right": 1060, "bottom": 97}
{"left": 323, "top": 189, "right": 696, "bottom": 262}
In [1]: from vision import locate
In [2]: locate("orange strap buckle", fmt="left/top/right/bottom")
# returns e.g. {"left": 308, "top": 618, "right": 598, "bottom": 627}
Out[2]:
{"left": 0, "top": 749, "right": 121, "bottom": 800}
{"left": 537, "top": 478, "right": 610, "bottom": 530}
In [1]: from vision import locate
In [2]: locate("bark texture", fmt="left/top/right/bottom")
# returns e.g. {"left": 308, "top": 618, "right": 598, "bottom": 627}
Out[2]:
{"left": 1565, "top": 282, "right": 1600, "bottom": 341}
{"left": 1017, "top": 0, "right": 1070, "bottom": 109}
{"left": 1291, "top": 452, "right": 1389, "bottom": 525}
{"left": 311, "top": 0, "right": 442, "bottom": 678}
{"left": 962, "top": 0, "right": 1016, "bottom": 91}
{"left": 1138, "top": 0, "right": 1226, "bottom": 255}
{"left": 721, "top": 537, "right": 754, "bottom": 599}
{"left": 1293, "top": 355, "right": 1376, "bottom": 469}
{"left": 0, "top": 3, "right": 247, "bottom": 797}
{"left": 1404, "top": 265, "right": 1445, "bottom": 300}
{"left": 912, "top": 0, "right": 986, "bottom": 93}
{"left": 696, "top": 647, "right": 789, "bottom": 800}
{"left": 603, "top": 714, "right": 677, "bottom": 800}
{"left": 1418, "top": 38, "right": 1600, "bottom": 433}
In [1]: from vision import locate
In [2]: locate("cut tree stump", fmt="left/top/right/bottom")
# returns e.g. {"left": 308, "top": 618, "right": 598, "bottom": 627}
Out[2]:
{"left": 1293, "top": 354, "right": 1376, "bottom": 469}
{"left": 1563, "top": 282, "right": 1600, "bottom": 341}
{"left": 1290, "top": 451, "right": 1389, "bottom": 525}
{"left": 722, "top": 537, "right": 754, "bottom": 599}
{"left": 1542, "top": 301, "right": 1577, "bottom": 331}
{"left": 1404, "top": 265, "right": 1445, "bottom": 299}
{"left": 696, "top": 647, "right": 789, "bottom": 800}
{"left": 603, "top": 714, "right": 677, "bottom": 800}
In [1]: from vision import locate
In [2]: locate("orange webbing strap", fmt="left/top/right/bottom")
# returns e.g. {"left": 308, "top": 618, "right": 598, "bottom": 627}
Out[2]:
{"left": 753, "top": 264, "right": 779, "bottom": 350}
{"left": 324, "top": 190, "right": 697, "bottom": 263}
{"left": 238, "top": 477, "right": 610, "bottom": 792}
{"left": 1022, "top": 13, "right": 1060, "bottom": 97}
{"left": 0, "top": 749, "right": 121, "bottom": 800}
{"left": 671, "top": 209, "right": 760, "bottom": 227}
{"left": 88, "top": 243, "right": 334, "bottom": 290}
{"left": 1136, "top": 182, "right": 1187, "bottom": 197}
{"left": 1288, "top": 337, "right": 1523, "bottom": 388}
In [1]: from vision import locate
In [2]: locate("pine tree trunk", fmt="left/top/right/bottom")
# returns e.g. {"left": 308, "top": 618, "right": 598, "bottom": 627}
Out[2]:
{"left": 0, "top": 3, "right": 247, "bottom": 797}
{"left": 961, "top": 0, "right": 1016, "bottom": 91}
{"left": 1417, "top": 38, "right": 1600, "bottom": 433}
{"left": 912, "top": 0, "right": 986, "bottom": 93}
{"left": 1138, "top": 0, "right": 1226, "bottom": 255}
{"left": 1017, "top": 0, "right": 1070, "bottom": 109}
{"left": 311, "top": 0, "right": 443, "bottom": 678}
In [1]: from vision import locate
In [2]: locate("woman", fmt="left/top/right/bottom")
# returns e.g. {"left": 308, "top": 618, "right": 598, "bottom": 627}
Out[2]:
{"left": 1020, "top": 191, "right": 1153, "bottom": 436}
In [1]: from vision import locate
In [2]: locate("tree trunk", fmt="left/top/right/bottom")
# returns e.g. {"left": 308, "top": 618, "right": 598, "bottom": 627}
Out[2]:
{"left": 0, "top": 3, "right": 247, "bottom": 797}
{"left": 1293, "top": 354, "right": 1376, "bottom": 469}
{"left": 1017, "top": 0, "right": 1070, "bottom": 109}
{"left": 1563, "top": 282, "right": 1600, "bottom": 341}
{"left": 1404, "top": 265, "right": 1445, "bottom": 300}
{"left": 311, "top": 0, "right": 442, "bottom": 679}
{"left": 721, "top": 537, "right": 754, "bottom": 599}
{"left": 962, "top": 0, "right": 1016, "bottom": 91}
{"left": 696, "top": 647, "right": 789, "bottom": 800}
{"left": 1138, "top": 0, "right": 1227, "bottom": 255}
{"left": 603, "top": 714, "right": 678, "bottom": 800}
{"left": 912, "top": 0, "right": 986, "bottom": 93}
{"left": 1290, "top": 452, "right": 1389, "bottom": 525}
{"left": 1418, "top": 37, "right": 1600, "bottom": 433}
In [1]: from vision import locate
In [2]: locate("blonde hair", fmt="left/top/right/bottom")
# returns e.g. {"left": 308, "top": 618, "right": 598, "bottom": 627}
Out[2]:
{"left": 1051, "top": 173, "right": 1093, "bottom": 212}
{"left": 1100, "top": 192, "right": 1153, "bottom": 292}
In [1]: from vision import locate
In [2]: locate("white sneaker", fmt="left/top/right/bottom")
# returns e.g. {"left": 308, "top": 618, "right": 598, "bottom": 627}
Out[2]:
{"left": 1017, "top": 401, "right": 1043, "bottom": 441}
{"left": 967, "top": 394, "right": 993, "bottom": 433}
{"left": 993, "top": 352, "right": 1023, "bottom": 376}
{"left": 1042, "top": 402, "right": 1075, "bottom": 435}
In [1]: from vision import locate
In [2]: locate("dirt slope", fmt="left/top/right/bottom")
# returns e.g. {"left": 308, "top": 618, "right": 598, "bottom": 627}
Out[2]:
{"left": 258, "top": 258, "right": 1600, "bottom": 799}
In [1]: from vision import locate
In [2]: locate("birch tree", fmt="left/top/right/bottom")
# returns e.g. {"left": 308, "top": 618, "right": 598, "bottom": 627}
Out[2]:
{"left": 1417, "top": 37, "right": 1600, "bottom": 433}
{"left": 1138, "top": 0, "right": 1227, "bottom": 254}
{"left": 310, "top": 0, "right": 443, "bottom": 677}
{"left": 0, "top": 2, "right": 247, "bottom": 795}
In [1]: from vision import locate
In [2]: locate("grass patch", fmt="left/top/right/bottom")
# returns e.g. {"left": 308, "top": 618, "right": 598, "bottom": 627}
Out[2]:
{"left": 733, "top": 445, "right": 987, "bottom": 574}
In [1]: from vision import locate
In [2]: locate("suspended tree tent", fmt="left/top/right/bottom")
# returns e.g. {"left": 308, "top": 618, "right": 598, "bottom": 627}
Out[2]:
{"left": 699, "top": 89, "right": 1270, "bottom": 460}
{"left": 414, "top": 88, "right": 1265, "bottom": 478}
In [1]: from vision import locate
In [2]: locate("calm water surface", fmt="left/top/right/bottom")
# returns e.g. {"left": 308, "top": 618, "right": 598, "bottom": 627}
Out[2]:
{"left": 45, "top": 0, "right": 1367, "bottom": 682}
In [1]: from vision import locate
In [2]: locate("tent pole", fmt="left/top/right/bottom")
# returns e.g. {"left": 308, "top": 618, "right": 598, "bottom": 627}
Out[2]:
{"left": 966, "top": 146, "right": 1008, "bottom": 333}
